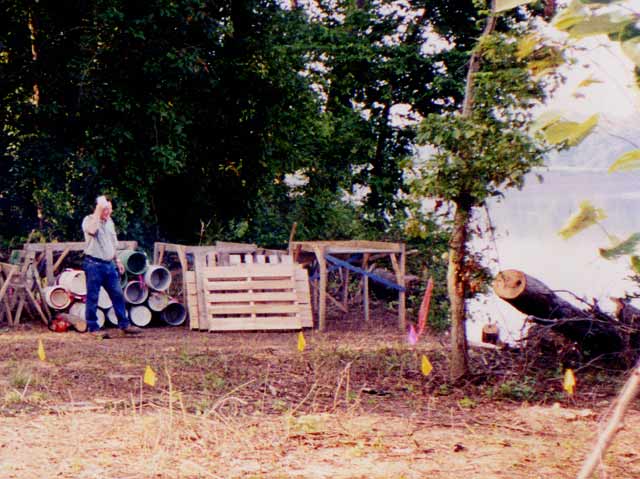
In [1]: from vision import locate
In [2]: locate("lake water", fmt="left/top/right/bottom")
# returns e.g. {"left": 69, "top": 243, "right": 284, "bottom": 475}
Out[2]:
{"left": 467, "top": 166, "right": 640, "bottom": 344}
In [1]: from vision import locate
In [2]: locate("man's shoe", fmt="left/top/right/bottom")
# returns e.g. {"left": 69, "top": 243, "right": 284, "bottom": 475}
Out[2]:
{"left": 87, "top": 330, "right": 110, "bottom": 340}
{"left": 118, "top": 325, "right": 143, "bottom": 336}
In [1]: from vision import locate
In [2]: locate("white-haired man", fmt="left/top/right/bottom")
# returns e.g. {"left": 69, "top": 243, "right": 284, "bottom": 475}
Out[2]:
{"left": 82, "top": 195, "right": 142, "bottom": 338}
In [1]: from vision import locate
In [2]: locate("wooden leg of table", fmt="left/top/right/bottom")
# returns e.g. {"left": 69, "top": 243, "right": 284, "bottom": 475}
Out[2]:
{"left": 314, "top": 247, "right": 327, "bottom": 331}
{"left": 363, "top": 254, "right": 370, "bottom": 322}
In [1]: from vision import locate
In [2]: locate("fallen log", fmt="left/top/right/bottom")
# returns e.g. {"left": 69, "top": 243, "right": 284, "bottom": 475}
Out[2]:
{"left": 527, "top": 316, "right": 623, "bottom": 355}
{"left": 493, "top": 269, "right": 633, "bottom": 359}
{"left": 493, "top": 269, "right": 587, "bottom": 319}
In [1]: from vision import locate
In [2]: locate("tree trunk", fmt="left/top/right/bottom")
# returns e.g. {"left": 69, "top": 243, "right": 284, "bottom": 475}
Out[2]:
{"left": 448, "top": 202, "right": 470, "bottom": 381}
{"left": 492, "top": 269, "right": 587, "bottom": 319}
{"left": 446, "top": 0, "right": 497, "bottom": 381}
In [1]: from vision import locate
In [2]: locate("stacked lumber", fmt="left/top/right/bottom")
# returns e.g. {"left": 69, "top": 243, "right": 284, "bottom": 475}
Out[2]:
{"left": 189, "top": 254, "right": 312, "bottom": 331}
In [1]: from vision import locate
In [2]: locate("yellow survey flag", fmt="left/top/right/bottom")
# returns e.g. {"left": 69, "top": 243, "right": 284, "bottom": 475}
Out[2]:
{"left": 563, "top": 368, "right": 576, "bottom": 395}
{"left": 37, "top": 339, "right": 46, "bottom": 361}
{"left": 421, "top": 355, "right": 433, "bottom": 376}
{"left": 144, "top": 365, "right": 157, "bottom": 386}
{"left": 297, "top": 331, "right": 306, "bottom": 352}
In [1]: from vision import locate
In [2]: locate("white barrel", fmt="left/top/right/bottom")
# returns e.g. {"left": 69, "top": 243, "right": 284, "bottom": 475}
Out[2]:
{"left": 147, "top": 291, "right": 170, "bottom": 312}
{"left": 43, "top": 286, "right": 71, "bottom": 310}
{"left": 57, "top": 269, "right": 87, "bottom": 296}
{"left": 98, "top": 287, "right": 112, "bottom": 309}
{"left": 69, "top": 302, "right": 105, "bottom": 328}
{"left": 129, "top": 305, "right": 152, "bottom": 327}
{"left": 144, "top": 265, "right": 171, "bottom": 292}
{"left": 123, "top": 281, "right": 148, "bottom": 305}
{"left": 160, "top": 301, "right": 187, "bottom": 326}
{"left": 106, "top": 307, "right": 118, "bottom": 326}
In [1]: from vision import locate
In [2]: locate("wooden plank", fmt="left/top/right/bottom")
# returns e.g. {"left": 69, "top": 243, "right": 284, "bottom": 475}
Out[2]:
{"left": 13, "top": 294, "right": 25, "bottom": 325}
{"left": 363, "top": 253, "right": 370, "bottom": 322}
{"left": 295, "top": 267, "right": 313, "bottom": 328}
{"left": 24, "top": 241, "right": 138, "bottom": 253}
{"left": 175, "top": 246, "right": 196, "bottom": 329}
{"left": 399, "top": 244, "right": 406, "bottom": 332}
{"left": 184, "top": 270, "right": 198, "bottom": 329}
{"left": 327, "top": 292, "right": 348, "bottom": 313}
{"left": 30, "top": 262, "right": 51, "bottom": 322}
{"left": 342, "top": 267, "right": 349, "bottom": 310}
{"left": 195, "top": 253, "right": 208, "bottom": 331}
{"left": 0, "top": 265, "right": 17, "bottom": 303}
{"left": 214, "top": 241, "right": 257, "bottom": 253}
{"left": 51, "top": 248, "right": 70, "bottom": 277}
{"left": 201, "top": 264, "right": 296, "bottom": 279}
{"left": 204, "top": 279, "right": 294, "bottom": 291}
{"left": 290, "top": 240, "right": 403, "bottom": 254}
{"left": 208, "top": 317, "right": 302, "bottom": 331}
{"left": 24, "top": 282, "right": 49, "bottom": 325}
{"left": 315, "top": 246, "right": 327, "bottom": 331}
{"left": 208, "top": 304, "right": 300, "bottom": 315}
{"left": 45, "top": 245, "right": 54, "bottom": 285}
{"left": 205, "top": 292, "right": 297, "bottom": 303}
{"left": 390, "top": 253, "right": 400, "bottom": 279}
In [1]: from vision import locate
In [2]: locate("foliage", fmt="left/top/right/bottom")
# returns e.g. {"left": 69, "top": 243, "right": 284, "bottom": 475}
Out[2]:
{"left": 412, "top": 32, "right": 551, "bottom": 207}
{"left": 557, "top": 200, "right": 607, "bottom": 240}
{"left": 403, "top": 209, "right": 452, "bottom": 331}
{"left": 0, "top": 0, "right": 484, "bottom": 250}
{"left": 408, "top": 1, "right": 557, "bottom": 380}
{"left": 547, "top": 1, "right": 640, "bottom": 271}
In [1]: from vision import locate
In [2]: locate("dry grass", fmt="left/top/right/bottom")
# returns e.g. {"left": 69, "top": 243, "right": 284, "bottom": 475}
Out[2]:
{"left": 0, "top": 314, "right": 639, "bottom": 478}
{"left": 1, "top": 404, "right": 640, "bottom": 478}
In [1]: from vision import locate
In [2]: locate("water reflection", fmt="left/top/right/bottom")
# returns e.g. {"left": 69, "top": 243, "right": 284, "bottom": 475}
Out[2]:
{"left": 468, "top": 167, "right": 640, "bottom": 344}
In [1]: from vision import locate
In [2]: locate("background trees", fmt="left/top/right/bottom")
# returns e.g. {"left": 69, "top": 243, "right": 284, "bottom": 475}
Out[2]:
{"left": 0, "top": 0, "right": 480, "bottom": 250}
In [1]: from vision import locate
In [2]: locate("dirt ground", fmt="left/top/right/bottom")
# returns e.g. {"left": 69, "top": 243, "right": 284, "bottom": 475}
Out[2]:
{"left": 0, "top": 315, "right": 639, "bottom": 479}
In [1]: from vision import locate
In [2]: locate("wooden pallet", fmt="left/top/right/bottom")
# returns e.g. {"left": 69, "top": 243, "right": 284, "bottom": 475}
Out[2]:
{"left": 295, "top": 266, "right": 313, "bottom": 328}
{"left": 200, "top": 262, "right": 308, "bottom": 331}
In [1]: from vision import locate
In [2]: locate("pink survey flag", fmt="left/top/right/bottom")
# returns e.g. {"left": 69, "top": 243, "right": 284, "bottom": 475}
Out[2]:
{"left": 417, "top": 277, "right": 433, "bottom": 336}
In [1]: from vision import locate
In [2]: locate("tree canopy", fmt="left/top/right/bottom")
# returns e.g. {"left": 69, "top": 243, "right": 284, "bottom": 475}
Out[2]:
{"left": 0, "top": 0, "right": 482, "bottom": 249}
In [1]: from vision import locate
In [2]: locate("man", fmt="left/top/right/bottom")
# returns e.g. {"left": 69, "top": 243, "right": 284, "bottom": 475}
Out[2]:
{"left": 82, "top": 195, "right": 142, "bottom": 338}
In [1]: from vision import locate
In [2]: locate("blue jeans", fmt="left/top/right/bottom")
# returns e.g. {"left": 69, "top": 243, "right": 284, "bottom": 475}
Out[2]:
{"left": 83, "top": 256, "right": 130, "bottom": 332}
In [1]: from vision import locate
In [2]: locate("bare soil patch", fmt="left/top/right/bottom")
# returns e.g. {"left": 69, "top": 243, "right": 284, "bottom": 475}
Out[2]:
{"left": 0, "top": 314, "right": 638, "bottom": 478}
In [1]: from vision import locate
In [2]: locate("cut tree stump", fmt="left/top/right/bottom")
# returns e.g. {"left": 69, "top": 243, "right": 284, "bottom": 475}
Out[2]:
{"left": 493, "top": 269, "right": 587, "bottom": 319}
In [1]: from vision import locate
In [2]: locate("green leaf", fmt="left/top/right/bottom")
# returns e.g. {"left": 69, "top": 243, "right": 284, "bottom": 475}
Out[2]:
{"left": 495, "top": 0, "right": 535, "bottom": 12}
{"left": 579, "top": 0, "right": 620, "bottom": 4}
{"left": 608, "top": 149, "right": 640, "bottom": 173}
{"left": 530, "top": 111, "right": 564, "bottom": 132}
{"left": 631, "top": 256, "right": 640, "bottom": 274}
{"left": 566, "top": 13, "right": 633, "bottom": 39}
{"left": 599, "top": 233, "right": 640, "bottom": 260}
{"left": 552, "top": 1, "right": 588, "bottom": 30}
{"left": 542, "top": 114, "right": 599, "bottom": 146}
{"left": 516, "top": 34, "right": 539, "bottom": 60}
{"left": 576, "top": 75, "right": 603, "bottom": 88}
{"left": 558, "top": 200, "right": 607, "bottom": 239}
{"left": 621, "top": 37, "right": 640, "bottom": 67}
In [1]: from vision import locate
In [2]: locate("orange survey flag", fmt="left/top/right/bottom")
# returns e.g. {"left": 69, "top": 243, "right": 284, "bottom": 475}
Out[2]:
{"left": 297, "top": 331, "right": 306, "bottom": 352}
{"left": 563, "top": 369, "right": 576, "bottom": 395}
{"left": 417, "top": 277, "right": 434, "bottom": 336}
{"left": 144, "top": 365, "right": 157, "bottom": 386}
{"left": 37, "top": 339, "right": 46, "bottom": 361}
{"left": 421, "top": 355, "right": 433, "bottom": 376}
